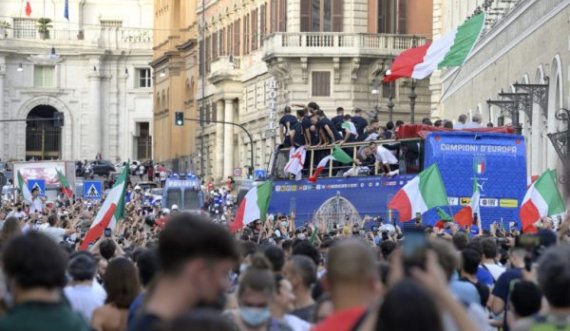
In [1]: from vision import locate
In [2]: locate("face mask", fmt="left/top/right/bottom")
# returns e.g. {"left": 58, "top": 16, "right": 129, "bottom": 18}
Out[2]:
{"left": 298, "top": 234, "right": 306, "bottom": 240}
{"left": 239, "top": 307, "right": 271, "bottom": 327}
{"left": 239, "top": 263, "right": 249, "bottom": 274}
{"left": 281, "top": 221, "right": 288, "bottom": 228}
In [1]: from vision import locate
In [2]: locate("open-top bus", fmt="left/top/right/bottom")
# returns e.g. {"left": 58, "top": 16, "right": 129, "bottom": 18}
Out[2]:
{"left": 268, "top": 125, "right": 526, "bottom": 230}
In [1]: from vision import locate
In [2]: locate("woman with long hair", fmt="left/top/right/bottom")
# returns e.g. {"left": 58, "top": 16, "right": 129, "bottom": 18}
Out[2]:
{"left": 91, "top": 257, "right": 141, "bottom": 331}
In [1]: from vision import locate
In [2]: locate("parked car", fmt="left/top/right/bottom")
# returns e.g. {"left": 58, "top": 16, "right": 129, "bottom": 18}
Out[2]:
{"left": 89, "top": 160, "right": 116, "bottom": 177}
{"left": 137, "top": 181, "right": 158, "bottom": 191}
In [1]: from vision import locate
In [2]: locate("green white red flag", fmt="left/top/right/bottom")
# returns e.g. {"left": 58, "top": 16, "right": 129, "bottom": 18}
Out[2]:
{"left": 56, "top": 169, "right": 73, "bottom": 198}
{"left": 388, "top": 164, "right": 449, "bottom": 221}
{"left": 309, "top": 146, "right": 353, "bottom": 183}
{"left": 17, "top": 170, "right": 32, "bottom": 203}
{"left": 384, "top": 13, "right": 485, "bottom": 82}
{"left": 230, "top": 181, "right": 272, "bottom": 233}
{"left": 454, "top": 177, "right": 481, "bottom": 229}
{"left": 520, "top": 169, "right": 565, "bottom": 233}
{"left": 80, "top": 164, "right": 129, "bottom": 249}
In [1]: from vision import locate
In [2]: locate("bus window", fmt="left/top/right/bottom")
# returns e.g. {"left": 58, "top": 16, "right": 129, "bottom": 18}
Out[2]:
{"left": 183, "top": 189, "right": 201, "bottom": 210}
{"left": 166, "top": 189, "right": 182, "bottom": 209}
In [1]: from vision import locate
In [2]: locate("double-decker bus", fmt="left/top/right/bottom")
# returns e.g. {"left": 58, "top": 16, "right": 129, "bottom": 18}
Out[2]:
{"left": 267, "top": 125, "right": 527, "bottom": 230}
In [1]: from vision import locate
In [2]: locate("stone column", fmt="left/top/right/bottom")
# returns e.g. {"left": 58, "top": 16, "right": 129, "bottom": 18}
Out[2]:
{"left": 215, "top": 99, "right": 225, "bottom": 180}
{"left": 223, "top": 99, "right": 234, "bottom": 178}
{"left": 88, "top": 59, "right": 102, "bottom": 160}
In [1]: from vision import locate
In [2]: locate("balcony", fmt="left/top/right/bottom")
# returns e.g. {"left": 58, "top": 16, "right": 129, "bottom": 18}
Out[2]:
{"left": 0, "top": 24, "right": 152, "bottom": 51}
{"left": 263, "top": 32, "right": 426, "bottom": 60}
{"left": 208, "top": 56, "right": 242, "bottom": 85}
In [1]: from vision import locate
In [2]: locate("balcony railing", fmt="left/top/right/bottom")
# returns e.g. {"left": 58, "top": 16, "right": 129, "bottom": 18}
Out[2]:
{"left": 208, "top": 56, "right": 242, "bottom": 84}
{"left": 0, "top": 25, "right": 152, "bottom": 50}
{"left": 264, "top": 32, "right": 426, "bottom": 58}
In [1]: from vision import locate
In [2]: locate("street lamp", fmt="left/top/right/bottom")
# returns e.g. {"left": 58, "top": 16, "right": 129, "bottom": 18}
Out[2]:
{"left": 547, "top": 108, "right": 570, "bottom": 170}
{"left": 387, "top": 82, "right": 395, "bottom": 122}
{"left": 17, "top": 63, "right": 23, "bottom": 72}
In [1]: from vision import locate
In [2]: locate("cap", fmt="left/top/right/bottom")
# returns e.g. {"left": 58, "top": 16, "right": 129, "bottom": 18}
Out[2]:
{"left": 162, "top": 208, "right": 170, "bottom": 215}
{"left": 135, "top": 185, "right": 141, "bottom": 190}
{"left": 171, "top": 204, "right": 179, "bottom": 210}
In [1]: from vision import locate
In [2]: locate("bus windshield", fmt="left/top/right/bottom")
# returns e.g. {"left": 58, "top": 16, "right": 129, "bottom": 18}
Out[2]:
{"left": 165, "top": 189, "right": 182, "bottom": 209}
{"left": 183, "top": 189, "right": 201, "bottom": 210}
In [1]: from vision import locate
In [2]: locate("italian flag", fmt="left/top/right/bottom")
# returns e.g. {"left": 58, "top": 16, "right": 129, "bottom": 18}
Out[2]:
{"left": 520, "top": 169, "right": 565, "bottom": 233}
{"left": 80, "top": 164, "right": 129, "bottom": 250}
{"left": 384, "top": 13, "right": 485, "bottom": 82}
{"left": 25, "top": 1, "right": 32, "bottom": 16}
{"left": 308, "top": 146, "right": 353, "bottom": 183}
{"left": 454, "top": 177, "right": 481, "bottom": 229}
{"left": 230, "top": 181, "right": 272, "bottom": 233}
{"left": 388, "top": 164, "right": 449, "bottom": 221}
{"left": 17, "top": 170, "right": 32, "bottom": 203}
{"left": 56, "top": 169, "right": 73, "bottom": 198}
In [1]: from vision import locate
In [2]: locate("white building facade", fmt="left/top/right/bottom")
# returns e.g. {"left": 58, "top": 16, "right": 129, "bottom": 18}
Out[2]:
{"left": 437, "top": 0, "right": 570, "bottom": 197}
{"left": 0, "top": 0, "right": 153, "bottom": 162}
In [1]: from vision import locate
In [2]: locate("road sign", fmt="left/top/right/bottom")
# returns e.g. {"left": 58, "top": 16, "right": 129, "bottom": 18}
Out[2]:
{"left": 83, "top": 180, "right": 103, "bottom": 200}
{"left": 27, "top": 179, "right": 46, "bottom": 197}
{"left": 254, "top": 169, "right": 266, "bottom": 180}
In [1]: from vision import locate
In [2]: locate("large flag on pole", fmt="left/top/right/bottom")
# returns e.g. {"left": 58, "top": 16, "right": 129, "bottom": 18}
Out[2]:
{"left": 519, "top": 169, "right": 565, "bottom": 233}
{"left": 388, "top": 164, "right": 449, "bottom": 221}
{"left": 454, "top": 177, "right": 481, "bottom": 228}
{"left": 230, "top": 181, "right": 272, "bottom": 233}
{"left": 17, "top": 170, "right": 32, "bottom": 203}
{"left": 56, "top": 169, "right": 73, "bottom": 198}
{"left": 284, "top": 146, "right": 306, "bottom": 180}
{"left": 308, "top": 146, "right": 353, "bottom": 183}
{"left": 384, "top": 13, "right": 485, "bottom": 82}
{"left": 25, "top": 1, "right": 32, "bottom": 16}
{"left": 64, "top": 0, "right": 69, "bottom": 20}
{"left": 80, "top": 164, "right": 129, "bottom": 250}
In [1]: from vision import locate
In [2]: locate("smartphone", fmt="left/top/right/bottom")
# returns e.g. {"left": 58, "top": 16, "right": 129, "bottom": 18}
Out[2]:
{"left": 403, "top": 228, "right": 429, "bottom": 274}
{"left": 104, "top": 228, "right": 112, "bottom": 237}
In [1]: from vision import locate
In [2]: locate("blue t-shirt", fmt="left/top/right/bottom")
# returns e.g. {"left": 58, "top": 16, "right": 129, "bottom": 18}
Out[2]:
{"left": 127, "top": 292, "right": 145, "bottom": 330}
{"left": 476, "top": 265, "right": 495, "bottom": 287}
{"left": 492, "top": 268, "right": 523, "bottom": 331}
{"left": 450, "top": 273, "right": 480, "bottom": 305}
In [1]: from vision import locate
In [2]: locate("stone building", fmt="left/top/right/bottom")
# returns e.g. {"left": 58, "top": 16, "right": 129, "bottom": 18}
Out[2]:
{"left": 0, "top": 0, "right": 154, "bottom": 162}
{"left": 437, "top": 0, "right": 570, "bottom": 195}
{"left": 152, "top": 0, "right": 433, "bottom": 179}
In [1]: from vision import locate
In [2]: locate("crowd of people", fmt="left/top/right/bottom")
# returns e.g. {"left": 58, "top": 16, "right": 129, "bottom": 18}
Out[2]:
{"left": 0, "top": 179, "right": 568, "bottom": 331}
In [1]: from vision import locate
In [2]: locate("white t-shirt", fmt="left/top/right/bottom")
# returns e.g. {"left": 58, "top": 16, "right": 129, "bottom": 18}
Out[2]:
{"left": 64, "top": 283, "right": 106, "bottom": 322}
{"left": 463, "top": 122, "right": 483, "bottom": 129}
{"left": 40, "top": 226, "right": 66, "bottom": 243}
{"left": 482, "top": 263, "right": 506, "bottom": 282}
{"left": 283, "top": 314, "right": 312, "bottom": 331}
{"left": 375, "top": 146, "right": 398, "bottom": 165}
{"left": 30, "top": 197, "right": 43, "bottom": 213}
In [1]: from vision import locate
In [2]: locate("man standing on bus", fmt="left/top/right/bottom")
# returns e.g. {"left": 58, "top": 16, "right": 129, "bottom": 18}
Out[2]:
{"left": 332, "top": 107, "right": 345, "bottom": 134}
{"left": 289, "top": 109, "right": 306, "bottom": 148}
{"left": 340, "top": 115, "right": 358, "bottom": 143}
{"left": 314, "top": 110, "right": 342, "bottom": 145}
{"left": 351, "top": 108, "right": 368, "bottom": 140}
{"left": 279, "top": 106, "right": 298, "bottom": 148}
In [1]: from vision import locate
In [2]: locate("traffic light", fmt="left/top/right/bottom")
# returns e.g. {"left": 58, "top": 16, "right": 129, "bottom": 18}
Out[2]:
{"left": 53, "top": 112, "right": 64, "bottom": 128}
{"left": 175, "top": 111, "right": 184, "bottom": 126}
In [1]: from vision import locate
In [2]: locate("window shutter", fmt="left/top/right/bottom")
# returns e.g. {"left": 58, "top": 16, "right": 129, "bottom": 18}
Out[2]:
{"left": 332, "top": 0, "right": 343, "bottom": 32}
{"left": 212, "top": 102, "right": 217, "bottom": 122}
{"left": 251, "top": 8, "right": 258, "bottom": 51}
{"left": 234, "top": 19, "right": 240, "bottom": 56}
{"left": 199, "top": 39, "right": 204, "bottom": 75}
{"left": 260, "top": 4, "right": 266, "bottom": 46}
{"left": 270, "top": 0, "right": 277, "bottom": 33}
{"left": 244, "top": 15, "right": 249, "bottom": 54}
{"left": 220, "top": 28, "right": 225, "bottom": 56}
{"left": 205, "top": 35, "right": 211, "bottom": 73}
{"left": 279, "top": 0, "right": 287, "bottom": 32}
{"left": 300, "top": 0, "right": 311, "bottom": 32}
{"left": 398, "top": 0, "right": 407, "bottom": 34}
{"left": 226, "top": 25, "right": 232, "bottom": 56}
{"left": 311, "top": 71, "right": 331, "bottom": 97}
{"left": 212, "top": 32, "right": 218, "bottom": 61}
